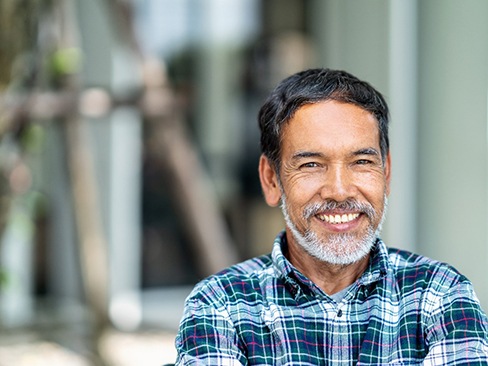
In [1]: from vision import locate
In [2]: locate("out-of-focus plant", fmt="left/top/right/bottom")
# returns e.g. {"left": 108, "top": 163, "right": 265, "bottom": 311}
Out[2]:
{"left": 0, "top": 0, "right": 58, "bottom": 287}
{"left": 0, "top": 0, "right": 57, "bottom": 89}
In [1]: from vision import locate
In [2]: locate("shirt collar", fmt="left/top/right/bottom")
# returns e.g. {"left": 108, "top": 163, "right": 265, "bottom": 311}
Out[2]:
{"left": 357, "top": 237, "right": 390, "bottom": 286}
{"left": 271, "top": 230, "right": 390, "bottom": 292}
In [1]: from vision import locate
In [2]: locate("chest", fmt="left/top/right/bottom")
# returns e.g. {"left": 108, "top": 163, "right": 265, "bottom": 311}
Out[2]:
{"left": 232, "top": 296, "right": 426, "bottom": 365}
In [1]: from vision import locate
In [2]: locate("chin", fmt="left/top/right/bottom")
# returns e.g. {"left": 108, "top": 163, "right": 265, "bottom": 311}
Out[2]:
{"left": 291, "top": 226, "right": 376, "bottom": 266}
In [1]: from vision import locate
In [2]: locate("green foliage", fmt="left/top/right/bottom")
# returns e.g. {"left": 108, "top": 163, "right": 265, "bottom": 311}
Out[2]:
{"left": 0, "top": 266, "right": 9, "bottom": 288}
{"left": 49, "top": 47, "right": 83, "bottom": 78}
{"left": 21, "top": 124, "right": 46, "bottom": 154}
{"left": 0, "top": 0, "right": 57, "bottom": 88}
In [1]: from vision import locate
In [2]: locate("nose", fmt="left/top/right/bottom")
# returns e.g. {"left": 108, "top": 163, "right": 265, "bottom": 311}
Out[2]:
{"left": 320, "top": 163, "right": 355, "bottom": 202}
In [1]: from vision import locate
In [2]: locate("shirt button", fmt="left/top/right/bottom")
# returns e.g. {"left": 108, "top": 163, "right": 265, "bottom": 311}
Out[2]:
{"left": 337, "top": 309, "right": 343, "bottom": 317}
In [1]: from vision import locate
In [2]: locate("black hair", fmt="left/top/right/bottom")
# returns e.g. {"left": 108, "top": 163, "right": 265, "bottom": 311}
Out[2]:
{"left": 258, "top": 68, "right": 389, "bottom": 170}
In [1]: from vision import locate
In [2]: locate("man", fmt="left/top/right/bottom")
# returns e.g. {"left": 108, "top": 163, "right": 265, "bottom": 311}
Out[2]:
{"left": 175, "top": 68, "right": 488, "bottom": 364}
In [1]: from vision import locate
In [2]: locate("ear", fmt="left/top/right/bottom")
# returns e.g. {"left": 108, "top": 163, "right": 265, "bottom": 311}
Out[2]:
{"left": 384, "top": 152, "right": 392, "bottom": 196}
{"left": 258, "top": 154, "right": 282, "bottom": 207}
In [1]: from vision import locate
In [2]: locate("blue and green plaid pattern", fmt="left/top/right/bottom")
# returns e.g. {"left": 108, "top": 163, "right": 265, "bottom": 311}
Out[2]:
{"left": 175, "top": 231, "right": 488, "bottom": 365}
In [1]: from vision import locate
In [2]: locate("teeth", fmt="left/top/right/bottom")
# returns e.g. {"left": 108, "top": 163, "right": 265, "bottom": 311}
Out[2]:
{"left": 318, "top": 213, "right": 360, "bottom": 224}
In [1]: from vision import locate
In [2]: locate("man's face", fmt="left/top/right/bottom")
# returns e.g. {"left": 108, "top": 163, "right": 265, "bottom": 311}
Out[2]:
{"left": 261, "top": 100, "right": 390, "bottom": 265}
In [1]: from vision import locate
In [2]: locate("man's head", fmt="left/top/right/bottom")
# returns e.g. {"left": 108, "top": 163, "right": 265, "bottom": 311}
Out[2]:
{"left": 258, "top": 68, "right": 391, "bottom": 266}
{"left": 258, "top": 68, "right": 389, "bottom": 172}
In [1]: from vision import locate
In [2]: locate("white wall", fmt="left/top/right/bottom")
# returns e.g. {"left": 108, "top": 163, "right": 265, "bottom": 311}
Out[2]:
{"left": 417, "top": 0, "right": 488, "bottom": 309}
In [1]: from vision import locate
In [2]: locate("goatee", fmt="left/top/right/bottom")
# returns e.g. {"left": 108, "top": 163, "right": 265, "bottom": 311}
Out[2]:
{"left": 281, "top": 195, "right": 388, "bottom": 266}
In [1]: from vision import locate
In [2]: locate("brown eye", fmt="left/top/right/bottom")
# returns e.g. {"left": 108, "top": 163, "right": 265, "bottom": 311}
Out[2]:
{"left": 300, "top": 162, "right": 319, "bottom": 169}
{"left": 355, "top": 159, "right": 373, "bottom": 165}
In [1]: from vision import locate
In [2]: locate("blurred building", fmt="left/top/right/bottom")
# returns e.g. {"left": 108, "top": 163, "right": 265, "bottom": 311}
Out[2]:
{"left": 1, "top": 0, "right": 488, "bottom": 343}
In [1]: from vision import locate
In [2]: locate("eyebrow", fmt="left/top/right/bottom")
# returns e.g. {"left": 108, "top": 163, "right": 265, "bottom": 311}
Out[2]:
{"left": 352, "top": 147, "right": 380, "bottom": 157}
{"left": 291, "top": 148, "right": 380, "bottom": 160}
{"left": 291, "top": 151, "right": 324, "bottom": 160}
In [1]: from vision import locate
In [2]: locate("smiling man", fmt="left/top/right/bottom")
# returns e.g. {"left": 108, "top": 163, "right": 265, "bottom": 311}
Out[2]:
{"left": 175, "top": 69, "right": 488, "bottom": 365}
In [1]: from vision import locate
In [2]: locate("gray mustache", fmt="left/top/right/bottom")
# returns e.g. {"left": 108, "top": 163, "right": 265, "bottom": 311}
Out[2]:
{"left": 303, "top": 199, "right": 376, "bottom": 220}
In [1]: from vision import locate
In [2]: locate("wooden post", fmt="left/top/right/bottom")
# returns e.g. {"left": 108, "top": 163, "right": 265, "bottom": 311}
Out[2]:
{"left": 64, "top": 113, "right": 109, "bottom": 366}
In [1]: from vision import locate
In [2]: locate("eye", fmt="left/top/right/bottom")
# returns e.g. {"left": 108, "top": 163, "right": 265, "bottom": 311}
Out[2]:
{"left": 355, "top": 159, "right": 373, "bottom": 165}
{"left": 300, "top": 162, "right": 320, "bottom": 169}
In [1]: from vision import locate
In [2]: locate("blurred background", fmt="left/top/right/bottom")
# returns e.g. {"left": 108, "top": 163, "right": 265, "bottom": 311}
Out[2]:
{"left": 1, "top": 0, "right": 487, "bottom": 364}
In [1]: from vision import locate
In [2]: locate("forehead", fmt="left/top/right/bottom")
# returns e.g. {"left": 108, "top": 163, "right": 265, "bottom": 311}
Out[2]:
{"left": 281, "top": 100, "right": 380, "bottom": 153}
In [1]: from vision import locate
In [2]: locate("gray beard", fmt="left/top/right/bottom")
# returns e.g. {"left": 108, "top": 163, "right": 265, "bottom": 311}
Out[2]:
{"left": 281, "top": 195, "right": 388, "bottom": 266}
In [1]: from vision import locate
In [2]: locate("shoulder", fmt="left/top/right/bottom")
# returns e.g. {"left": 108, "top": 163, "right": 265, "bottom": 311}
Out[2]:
{"left": 185, "top": 254, "right": 275, "bottom": 307}
{"left": 385, "top": 250, "right": 488, "bottom": 348}
{"left": 386, "top": 247, "right": 470, "bottom": 295}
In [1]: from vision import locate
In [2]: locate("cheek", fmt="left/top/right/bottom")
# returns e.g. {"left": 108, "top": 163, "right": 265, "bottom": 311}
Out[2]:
{"left": 359, "top": 178, "right": 388, "bottom": 207}
{"left": 356, "top": 169, "right": 387, "bottom": 189}
{"left": 284, "top": 176, "right": 323, "bottom": 203}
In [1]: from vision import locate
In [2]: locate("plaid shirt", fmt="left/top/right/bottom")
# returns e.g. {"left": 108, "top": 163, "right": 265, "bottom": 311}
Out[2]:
{"left": 175, "top": 232, "right": 488, "bottom": 365}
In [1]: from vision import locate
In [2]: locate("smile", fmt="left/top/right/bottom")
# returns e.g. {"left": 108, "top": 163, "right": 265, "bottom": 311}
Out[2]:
{"left": 317, "top": 213, "right": 360, "bottom": 224}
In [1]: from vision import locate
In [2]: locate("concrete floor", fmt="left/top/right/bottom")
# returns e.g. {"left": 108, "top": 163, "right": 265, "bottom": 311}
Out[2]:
{"left": 0, "top": 286, "right": 193, "bottom": 365}
{"left": 0, "top": 329, "right": 177, "bottom": 366}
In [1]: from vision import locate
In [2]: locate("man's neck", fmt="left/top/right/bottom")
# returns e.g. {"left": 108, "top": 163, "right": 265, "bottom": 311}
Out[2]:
{"left": 285, "top": 236, "right": 370, "bottom": 296}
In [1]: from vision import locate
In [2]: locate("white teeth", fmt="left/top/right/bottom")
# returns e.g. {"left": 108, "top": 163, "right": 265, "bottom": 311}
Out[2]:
{"left": 318, "top": 213, "right": 360, "bottom": 224}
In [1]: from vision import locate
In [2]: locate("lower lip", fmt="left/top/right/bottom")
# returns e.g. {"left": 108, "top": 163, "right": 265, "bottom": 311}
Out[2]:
{"left": 315, "top": 214, "right": 363, "bottom": 233}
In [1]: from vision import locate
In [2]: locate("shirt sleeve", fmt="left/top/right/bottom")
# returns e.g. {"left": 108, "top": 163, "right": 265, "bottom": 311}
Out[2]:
{"left": 175, "top": 288, "right": 246, "bottom": 366}
{"left": 423, "top": 281, "right": 488, "bottom": 365}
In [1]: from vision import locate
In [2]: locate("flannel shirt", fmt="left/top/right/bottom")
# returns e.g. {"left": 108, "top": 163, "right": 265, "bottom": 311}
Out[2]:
{"left": 175, "top": 231, "right": 488, "bottom": 365}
